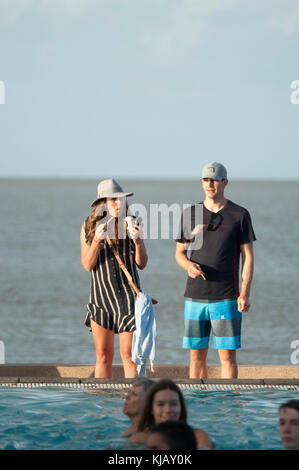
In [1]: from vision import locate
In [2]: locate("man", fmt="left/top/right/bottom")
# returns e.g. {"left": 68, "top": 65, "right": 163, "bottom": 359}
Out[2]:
{"left": 175, "top": 162, "right": 256, "bottom": 379}
{"left": 279, "top": 400, "right": 299, "bottom": 450}
{"left": 122, "top": 377, "right": 154, "bottom": 437}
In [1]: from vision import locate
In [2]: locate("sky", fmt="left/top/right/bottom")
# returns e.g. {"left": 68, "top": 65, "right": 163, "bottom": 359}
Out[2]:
{"left": 0, "top": 0, "right": 298, "bottom": 180}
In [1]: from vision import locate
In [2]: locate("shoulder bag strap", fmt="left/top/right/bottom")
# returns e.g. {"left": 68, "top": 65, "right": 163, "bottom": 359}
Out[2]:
{"left": 106, "top": 236, "right": 141, "bottom": 297}
{"left": 106, "top": 236, "right": 158, "bottom": 304}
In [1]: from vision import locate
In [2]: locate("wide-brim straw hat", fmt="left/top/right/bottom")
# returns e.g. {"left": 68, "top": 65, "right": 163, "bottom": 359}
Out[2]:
{"left": 91, "top": 179, "right": 134, "bottom": 207}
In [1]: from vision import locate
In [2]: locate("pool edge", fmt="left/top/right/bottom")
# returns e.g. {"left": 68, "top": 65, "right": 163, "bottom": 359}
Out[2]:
{"left": 0, "top": 364, "right": 298, "bottom": 385}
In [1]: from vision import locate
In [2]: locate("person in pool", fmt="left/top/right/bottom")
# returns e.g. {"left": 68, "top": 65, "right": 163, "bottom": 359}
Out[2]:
{"left": 146, "top": 421, "right": 198, "bottom": 450}
{"left": 80, "top": 179, "right": 148, "bottom": 378}
{"left": 128, "top": 378, "right": 213, "bottom": 449}
{"left": 122, "top": 377, "right": 154, "bottom": 438}
{"left": 279, "top": 400, "right": 299, "bottom": 450}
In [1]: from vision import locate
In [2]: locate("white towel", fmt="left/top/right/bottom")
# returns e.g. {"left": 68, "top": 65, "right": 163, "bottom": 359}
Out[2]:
{"left": 131, "top": 292, "right": 156, "bottom": 376}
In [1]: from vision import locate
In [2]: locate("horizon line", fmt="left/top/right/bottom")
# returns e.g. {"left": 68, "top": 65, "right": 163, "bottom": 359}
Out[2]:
{"left": 0, "top": 175, "right": 298, "bottom": 182}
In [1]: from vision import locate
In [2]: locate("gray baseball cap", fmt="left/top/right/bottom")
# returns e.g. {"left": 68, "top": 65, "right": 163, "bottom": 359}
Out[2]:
{"left": 91, "top": 179, "right": 134, "bottom": 207}
{"left": 201, "top": 162, "right": 227, "bottom": 180}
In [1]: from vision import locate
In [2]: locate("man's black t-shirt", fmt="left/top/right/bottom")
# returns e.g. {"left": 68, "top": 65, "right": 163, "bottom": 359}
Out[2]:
{"left": 176, "top": 200, "right": 256, "bottom": 300}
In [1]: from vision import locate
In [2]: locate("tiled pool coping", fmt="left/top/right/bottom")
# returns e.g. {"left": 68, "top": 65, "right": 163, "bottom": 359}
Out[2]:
{"left": 0, "top": 364, "right": 299, "bottom": 388}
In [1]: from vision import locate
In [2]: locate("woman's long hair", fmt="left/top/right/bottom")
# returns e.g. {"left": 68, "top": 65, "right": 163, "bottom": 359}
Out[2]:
{"left": 137, "top": 379, "right": 187, "bottom": 432}
{"left": 85, "top": 199, "right": 128, "bottom": 246}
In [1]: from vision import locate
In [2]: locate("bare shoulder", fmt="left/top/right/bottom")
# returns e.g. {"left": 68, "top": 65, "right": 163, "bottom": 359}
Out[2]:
{"left": 194, "top": 428, "right": 214, "bottom": 450}
{"left": 122, "top": 426, "right": 135, "bottom": 438}
{"left": 128, "top": 431, "right": 149, "bottom": 444}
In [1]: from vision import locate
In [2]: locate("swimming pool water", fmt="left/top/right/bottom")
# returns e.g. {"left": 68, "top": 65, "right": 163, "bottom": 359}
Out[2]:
{"left": 0, "top": 386, "right": 296, "bottom": 450}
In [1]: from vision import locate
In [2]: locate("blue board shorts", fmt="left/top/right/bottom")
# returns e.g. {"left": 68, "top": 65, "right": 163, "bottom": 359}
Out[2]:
{"left": 182, "top": 299, "right": 242, "bottom": 350}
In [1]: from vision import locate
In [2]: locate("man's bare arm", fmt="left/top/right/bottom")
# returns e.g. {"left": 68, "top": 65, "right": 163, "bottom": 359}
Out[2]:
{"left": 238, "top": 242, "right": 254, "bottom": 312}
{"left": 175, "top": 242, "right": 206, "bottom": 279}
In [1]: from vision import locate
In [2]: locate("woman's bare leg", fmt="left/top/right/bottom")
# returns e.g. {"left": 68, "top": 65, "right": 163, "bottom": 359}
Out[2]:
{"left": 119, "top": 331, "right": 137, "bottom": 378}
{"left": 90, "top": 319, "right": 115, "bottom": 378}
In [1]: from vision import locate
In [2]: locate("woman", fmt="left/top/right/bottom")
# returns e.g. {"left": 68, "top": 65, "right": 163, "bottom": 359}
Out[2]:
{"left": 129, "top": 378, "right": 213, "bottom": 449}
{"left": 80, "top": 179, "right": 148, "bottom": 378}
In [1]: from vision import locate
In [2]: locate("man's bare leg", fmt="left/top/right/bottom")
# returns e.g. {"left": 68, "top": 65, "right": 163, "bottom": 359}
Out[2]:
{"left": 189, "top": 348, "right": 209, "bottom": 378}
{"left": 218, "top": 349, "right": 238, "bottom": 378}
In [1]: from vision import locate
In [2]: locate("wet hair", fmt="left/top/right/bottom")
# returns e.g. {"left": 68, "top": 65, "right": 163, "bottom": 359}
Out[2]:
{"left": 137, "top": 378, "right": 187, "bottom": 432}
{"left": 149, "top": 421, "right": 197, "bottom": 450}
{"left": 279, "top": 400, "right": 299, "bottom": 414}
{"left": 132, "top": 377, "right": 154, "bottom": 393}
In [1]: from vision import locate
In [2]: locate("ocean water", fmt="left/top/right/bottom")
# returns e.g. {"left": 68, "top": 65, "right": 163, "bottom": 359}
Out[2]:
{"left": 0, "top": 178, "right": 298, "bottom": 366}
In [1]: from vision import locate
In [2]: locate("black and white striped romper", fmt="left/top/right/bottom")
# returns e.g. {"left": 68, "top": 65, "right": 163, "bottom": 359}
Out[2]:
{"left": 84, "top": 230, "right": 141, "bottom": 334}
